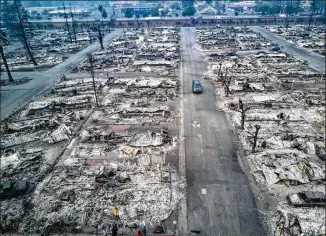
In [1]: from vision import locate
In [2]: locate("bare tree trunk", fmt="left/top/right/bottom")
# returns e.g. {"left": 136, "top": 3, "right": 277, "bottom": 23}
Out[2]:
{"left": 98, "top": 28, "right": 104, "bottom": 50}
{"left": 241, "top": 113, "right": 245, "bottom": 130}
{"left": 14, "top": 0, "right": 37, "bottom": 66}
{"left": 218, "top": 63, "right": 222, "bottom": 76}
{"left": 224, "top": 68, "right": 230, "bottom": 97}
{"left": 0, "top": 44, "right": 14, "bottom": 82}
{"left": 88, "top": 30, "right": 92, "bottom": 44}
{"left": 87, "top": 54, "right": 99, "bottom": 107}
{"left": 239, "top": 99, "right": 250, "bottom": 130}
{"left": 252, "top": 125, "right": 261, "bottom": 153}
{"left": 308, "top": 0, "right": 316, "bottom": 30}
{"left": 63, "top": 3, "right": 72, "bottom": 43}
{"left": 69, "top": 3, "right": 77, "bottom": 43}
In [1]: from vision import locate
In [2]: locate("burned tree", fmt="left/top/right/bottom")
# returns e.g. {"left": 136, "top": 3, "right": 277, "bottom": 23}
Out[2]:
{"left": 0, "top": 31, "right": 14, "bottom": 82}
{"left": 69, "top": 3, "right": 77, "bottom": 43}
{"left": 252, "top": 125, "right": 261, "bottom": 153}
{"left": 14, "top": 0, "right": 37, "bottom": 66}
{"left": 87, "top": 53, "right": 99, "bottom": 107}
{"left": 239, "top": 99, "right": 250, "bottom": 130}
{"left": 63, "top": 3, "right": 72, "bottom": 43}
{"left": 222, "top": 67, "right": 231, "bottom": 97}
{"left": 87, "top": 30, "right": 92, "bottom": 44}
{"left": 218, "top": 63, "right": 222, "bottom": 76}
{"left": 308, "top": 0, "right": 316, "bottom": 31}
{"left": 98, "top": 28, "right": 104, "bottom": 50}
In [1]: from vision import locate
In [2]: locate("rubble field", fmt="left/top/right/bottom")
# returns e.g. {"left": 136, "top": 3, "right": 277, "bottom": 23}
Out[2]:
{"left": 0, "top": 27, "right": 184, "bottom": 234}
{"left": 197, "top": 26, "right": 325, "bottom": 236}
{"left": 265, "top": 25, "right": 325, "bottom": 57}
{"left": 1, "top": 29, "right": 97, "bottom": 72}
{"left": 196, "top": 26, "right": 278, "bottom": 52}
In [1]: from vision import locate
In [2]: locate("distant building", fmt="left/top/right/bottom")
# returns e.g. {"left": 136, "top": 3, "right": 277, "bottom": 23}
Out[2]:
{"left": 199, "top": 6, "right": 219, "bottom": 15}
{"left": 120, "top": 6, "right": 155, "bottom": 16}
{"left": 228, "top": 1, "right": 256, "bottom": 10}
{"left": 25, "top": 7, "right": 57, "bottom": 13}
{"left": 48, "top": 9, "right": 90, "bottom": 17}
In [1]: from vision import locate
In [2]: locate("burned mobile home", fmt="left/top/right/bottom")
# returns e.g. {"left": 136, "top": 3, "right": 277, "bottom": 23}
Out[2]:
{"left": 1, "top": 29, "right": 96, "bottom": 72}
{"left": 197, "top": 26, "right": 325, "bottom": 235}
{"left": 0, "top": 27, "right": 184, "bottom": 234}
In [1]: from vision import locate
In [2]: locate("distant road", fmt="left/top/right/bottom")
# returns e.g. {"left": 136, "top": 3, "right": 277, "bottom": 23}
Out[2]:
{"left": 250, "top": 26, "right": 325, "bottom": 73}
{"left": 0, "top": 30, "right": 122, "bottom": 121}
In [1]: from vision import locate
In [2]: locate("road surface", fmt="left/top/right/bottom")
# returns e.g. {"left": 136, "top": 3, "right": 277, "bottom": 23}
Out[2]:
{"left": 0, "top": 29, "right": 122, "bottom": 121}
{"left": 180, "top": 28, "right": 265, "bottom": 236}
{"left": 250, "top": 26, "right": 325, "bottom": 73}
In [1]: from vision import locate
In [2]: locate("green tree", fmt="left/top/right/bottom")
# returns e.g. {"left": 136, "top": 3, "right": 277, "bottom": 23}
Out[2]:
{"left": 35, "top": 15, "right": 42, "bottom": 20}
{"left": 42, "top": 9, "right": 49, "bottom": 15}
{"left": 125, "top": 8, "right": 133, "bottom": 18}
{"left": 1, "top": 0, "right": 19, "bottom": 28}
{"left": 171, "top": 2, "right": 181, "bottom": 10}
{"left": 182, "top": 6, "right": 196, "bottom": 16}
{"left": 142, "top": 11, "right": 150, "bottom": 17}
{"left": 256, "top": 4, "right": 271, "bottom": 15}
{"left": 182, "top": 0, "right": 194, "bottom": 8}
{"left": 102, "top": 9, "right": 108, "bottom": 19}
{"left": 235, "top": 11, "right": 239, "bottom": 16}
{"left": 151, "top": 7, "right": 159, "bottom": 16}
{"left": 206, "top": 0, "right": 213, "bottom": 5}
{"left": 31, "top": 10, "right": 38, "bottom": 15}
{"left": 270, "top": 5, "right": 281, "bottom": 15}
{"left": 285, "top": 5, "right": 296, "bottom": 15}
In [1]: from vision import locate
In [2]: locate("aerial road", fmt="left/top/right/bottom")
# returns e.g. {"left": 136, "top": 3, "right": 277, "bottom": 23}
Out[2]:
{"left": 250, "top": 26, "right": 325, "bottom": 73}
{"left": 179, "top": 27, "right": 265, "bottom": 236}
{"left": 0, "top": 29, "right": 122, "bottom": 121}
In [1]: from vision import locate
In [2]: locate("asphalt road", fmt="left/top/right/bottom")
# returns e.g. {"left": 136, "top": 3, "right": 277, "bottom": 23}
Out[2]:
{"left": 0, "top": 29, "right": 122, "bottom": 121}
{"left": 250, "top": 26, "right": 325, "bottom": 73}
{"left": 180, "top": 28, "right": 265, "bottom": 236}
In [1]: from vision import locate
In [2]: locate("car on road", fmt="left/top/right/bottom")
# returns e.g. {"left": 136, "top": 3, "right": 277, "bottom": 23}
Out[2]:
{"left": 192, "top": 80, "right": 202, "bottom": 94}
{"left": 287, "top": 191, "right": 326, "bottom": 207}
{"left": 270, "top": 46, "right": 281, "bottom": 52}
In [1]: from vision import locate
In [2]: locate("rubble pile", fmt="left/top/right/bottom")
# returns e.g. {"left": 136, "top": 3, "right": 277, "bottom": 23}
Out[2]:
{"left": 1, "top": 27, "right": 183, "bottom": 234}
{"left": 197, "top": 27, "right": 325, "bottom": 236}
{"left": 197, "top": 26, "right": 278, "bottom": 52}
{"left": 265, "top": 25, "right": 325, "bottom": 56}
{"left": 1, "top": 29, "right": 95, "bottom": 72}
{"left": 79, "top": 27, "right": 180, "bottom": 76}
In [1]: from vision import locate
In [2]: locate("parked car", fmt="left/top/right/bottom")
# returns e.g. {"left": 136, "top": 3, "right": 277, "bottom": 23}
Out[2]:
{"left": 287, "top": 191, "right": 326, "bottom": 207}
{"left": 192, "top": 80, "right": 202, "bottom": 94}
{"left": 0, "top": 180, "right": 35, "bottom": 200}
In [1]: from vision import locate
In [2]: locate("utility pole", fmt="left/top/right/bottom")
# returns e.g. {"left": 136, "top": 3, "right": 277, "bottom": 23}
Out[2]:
{"left": 69, "top": 3, "right": 77, "bottom": 43}
{"left": 87, "top": 53, "right": 99, "bottom": 107}
{"left": 63, "top": 3, "right": 72, "bottom": 43}
{"left": 14, "top": 0, "right": 38, "bottom": 66}
{"left": 0, "top": 39, "right": 14, "bottom": 82}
